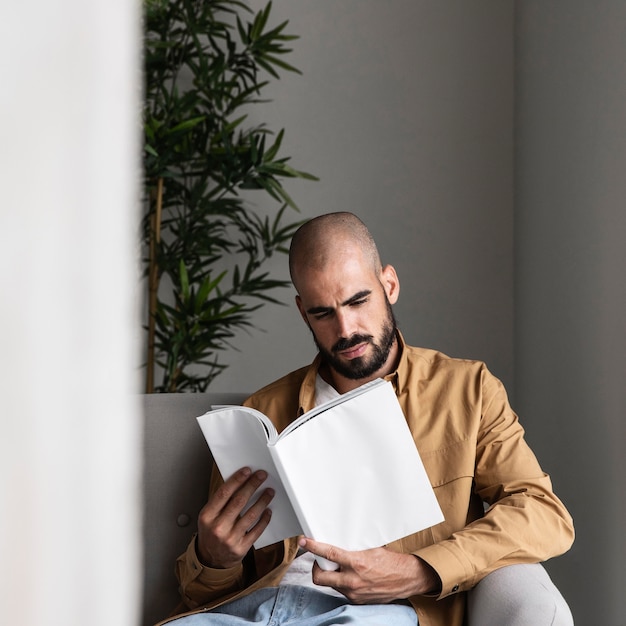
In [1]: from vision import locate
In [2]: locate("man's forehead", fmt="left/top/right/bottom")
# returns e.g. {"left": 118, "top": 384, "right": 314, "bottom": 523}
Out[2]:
{"left": 297, "top": 262, "right": 380, "bottom": 302}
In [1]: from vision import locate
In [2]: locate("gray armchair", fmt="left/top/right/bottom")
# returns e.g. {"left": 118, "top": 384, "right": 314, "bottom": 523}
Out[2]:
{"left": 142, "top": 392, "right": 248, "bottom": 626}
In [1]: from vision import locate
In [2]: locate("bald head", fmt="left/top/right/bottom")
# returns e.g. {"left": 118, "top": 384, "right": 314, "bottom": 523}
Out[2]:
{"left": 289, "top": 212, "right": 382, "bottom": 292}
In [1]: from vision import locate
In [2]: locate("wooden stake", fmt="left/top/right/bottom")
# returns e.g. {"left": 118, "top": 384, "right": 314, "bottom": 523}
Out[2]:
{"left": 146, "top": 177, "right": 163, "bottom": 393}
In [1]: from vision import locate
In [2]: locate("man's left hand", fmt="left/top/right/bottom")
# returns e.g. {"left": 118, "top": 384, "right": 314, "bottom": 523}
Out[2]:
{"left": 298, "top": 537, "right": 441, "bottom": 604}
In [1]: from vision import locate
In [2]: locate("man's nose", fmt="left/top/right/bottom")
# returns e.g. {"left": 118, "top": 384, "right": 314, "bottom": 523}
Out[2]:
{"left": 335, "top": 308, "right": 357, "bottom": 339}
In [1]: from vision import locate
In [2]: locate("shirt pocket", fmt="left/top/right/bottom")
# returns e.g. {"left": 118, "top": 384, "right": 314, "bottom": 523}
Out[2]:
{"left": 420, "top": 437, "right": 478, "bottom": 541}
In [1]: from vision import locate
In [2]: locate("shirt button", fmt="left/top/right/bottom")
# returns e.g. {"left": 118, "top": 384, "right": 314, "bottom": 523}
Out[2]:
{"left": 452, "top": 584, "right": 459, "bottom": 593}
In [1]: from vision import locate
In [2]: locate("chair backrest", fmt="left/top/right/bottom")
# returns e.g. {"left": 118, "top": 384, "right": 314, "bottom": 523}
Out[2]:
{"left": 142, "top": 392, "right": 248, "bottom": 626}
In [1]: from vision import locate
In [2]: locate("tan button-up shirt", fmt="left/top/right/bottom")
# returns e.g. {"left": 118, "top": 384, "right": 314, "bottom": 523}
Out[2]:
{"left": 166, "top": 334, "right": 574, "bottom": 626}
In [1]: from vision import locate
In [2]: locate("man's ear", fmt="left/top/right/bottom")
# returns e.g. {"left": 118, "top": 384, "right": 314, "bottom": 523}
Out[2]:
{"left": 295, "top": 294, "right": 310, "bottom": 327}
{"left": 381, "top": 264, "right": 400, "bottom": 305}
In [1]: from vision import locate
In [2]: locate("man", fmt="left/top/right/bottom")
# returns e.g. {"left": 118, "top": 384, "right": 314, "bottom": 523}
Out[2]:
{"left": 163, "top": 212, "right": 575, "bottom": 626}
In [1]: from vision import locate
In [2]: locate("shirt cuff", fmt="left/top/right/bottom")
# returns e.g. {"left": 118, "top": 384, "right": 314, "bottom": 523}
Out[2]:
{"left": 176, "top": 534, "right": 245, "bottom": 608}
{"left": 414, "top": 542, "right": 477, "bottom": 598}
{"left": 188, "top": 535, "right": 244, "bottom": 586}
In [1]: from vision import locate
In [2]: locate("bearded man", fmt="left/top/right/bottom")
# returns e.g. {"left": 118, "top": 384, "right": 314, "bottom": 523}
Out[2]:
{"left": 161, "top": 212, "right": 574, "bottom": 626}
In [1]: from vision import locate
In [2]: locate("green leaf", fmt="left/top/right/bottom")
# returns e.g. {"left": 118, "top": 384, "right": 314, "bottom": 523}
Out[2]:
{"left": 179, "top": 259, "right": 190, "bottom": 300}
{"left": 258, "top": 53, "right": 302, "bottom": 76}
{"left": 195, "top": 271, "right": 227, "bottom": 313}
{"left": 249, "top": 1, "right": 271, "bottom": 42}
{"left": 262, "top": 128, "right": 283, "bottom": 162}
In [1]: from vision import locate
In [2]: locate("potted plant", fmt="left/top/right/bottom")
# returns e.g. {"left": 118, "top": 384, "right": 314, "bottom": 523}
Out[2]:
{"left": 142, "top": 0, "right": 316, "bottom": 392}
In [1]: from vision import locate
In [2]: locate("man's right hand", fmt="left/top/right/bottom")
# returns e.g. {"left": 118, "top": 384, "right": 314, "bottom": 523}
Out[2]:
{"left": 196, "top": 467, "right": 274, "bottom": 569}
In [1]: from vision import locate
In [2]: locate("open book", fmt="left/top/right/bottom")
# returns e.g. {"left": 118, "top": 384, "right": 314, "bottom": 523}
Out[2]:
{"left": 196, "top": 378, "right": 444, "bottom": 566}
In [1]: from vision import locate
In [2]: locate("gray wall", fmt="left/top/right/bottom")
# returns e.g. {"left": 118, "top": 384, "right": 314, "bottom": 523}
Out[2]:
{"left": 216, "top": 0, "right": 515, "bottom": 394}
{"left": 515, "top": 2, "right": 626, "bottom": 624}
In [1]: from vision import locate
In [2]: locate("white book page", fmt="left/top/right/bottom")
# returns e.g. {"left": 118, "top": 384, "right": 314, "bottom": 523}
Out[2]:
{"left": 270, "top": 381, "right": 444, "bottom": 551}
{"left": 279, "top": 378, "right": 386, "bottom": 439}
{"left": 196, "top": 408, "right": 303, "bottom": 548}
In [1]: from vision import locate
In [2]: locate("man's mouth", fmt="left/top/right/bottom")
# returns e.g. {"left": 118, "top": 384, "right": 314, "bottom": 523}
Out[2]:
{"left": 338, "top": 342, "right": 369, "bottom": 360}
{"left": 333, "top": 335, "right": 372, "bottom": 360}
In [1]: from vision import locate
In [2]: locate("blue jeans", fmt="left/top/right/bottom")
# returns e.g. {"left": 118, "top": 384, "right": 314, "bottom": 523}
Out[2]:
{"left": 171, "top": 584, "right": 418, "bottom": 625}
{"left": 170, "top": 563, "right": 572, "bottom": 625}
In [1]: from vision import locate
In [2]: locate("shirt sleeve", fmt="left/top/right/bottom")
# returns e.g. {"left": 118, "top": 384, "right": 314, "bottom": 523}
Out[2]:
{"left": 414, "top": 365, "right": 575, "bottom": 598}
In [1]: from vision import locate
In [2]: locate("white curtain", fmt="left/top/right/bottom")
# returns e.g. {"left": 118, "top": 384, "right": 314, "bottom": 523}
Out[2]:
{"left": 0, "top": 1, "right": 142, "bottom": 624}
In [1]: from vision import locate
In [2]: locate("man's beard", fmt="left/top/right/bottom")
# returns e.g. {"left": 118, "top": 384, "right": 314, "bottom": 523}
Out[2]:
{"left": 312, "top": 299, "right": 398, "bottom": 380}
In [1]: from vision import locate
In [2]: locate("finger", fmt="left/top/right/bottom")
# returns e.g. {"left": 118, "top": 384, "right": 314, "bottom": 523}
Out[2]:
{"left": 205, "top": 468, "right": 268, "bottom": 521}
{"left": 202, "top": 467, "right": 253, "bottom": 517}
{"left": 299, "top": 537, "right": 347, "bottom": 568}
{"left": 233, "top": 486, "right": 275, "bottom": 537}
{"left": 221, "top": 470, "right": 271, "bottom": 520}
{"left": 236, "top": 499, "right": 274, "bottom": 546}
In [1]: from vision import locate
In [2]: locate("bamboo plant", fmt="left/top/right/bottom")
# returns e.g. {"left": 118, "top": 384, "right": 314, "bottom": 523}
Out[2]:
{"left": 143, "top": 0, "right": 316, "bottom": 392}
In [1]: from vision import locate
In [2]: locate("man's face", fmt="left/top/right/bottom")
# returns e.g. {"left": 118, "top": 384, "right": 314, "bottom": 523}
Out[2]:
{"left": 295, "top": 247, "right": 400, "bottom": 383}
{"left": 312, "top": 295, "right": 397, "bottom": 380}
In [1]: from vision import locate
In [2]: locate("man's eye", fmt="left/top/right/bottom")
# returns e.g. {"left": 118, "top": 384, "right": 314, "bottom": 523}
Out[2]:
{"left": 351, "top": 299, "right": 367, "bottom": 307}
{"left": 314, "top": 311, "right": 331, "bottom": 320}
